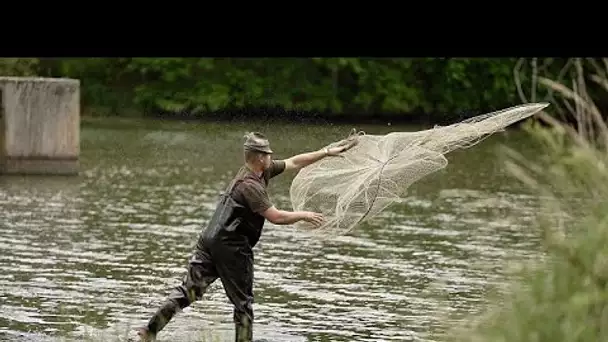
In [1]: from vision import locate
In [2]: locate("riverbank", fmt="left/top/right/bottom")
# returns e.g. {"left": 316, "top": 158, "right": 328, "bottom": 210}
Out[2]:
{"left": 80, "top": 104, "right": 536, "bottom": 129}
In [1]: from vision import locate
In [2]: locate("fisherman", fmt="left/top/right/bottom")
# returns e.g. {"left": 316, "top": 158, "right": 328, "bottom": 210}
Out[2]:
{"left": 135, "top": 131, "right": 358, "bottom": 342}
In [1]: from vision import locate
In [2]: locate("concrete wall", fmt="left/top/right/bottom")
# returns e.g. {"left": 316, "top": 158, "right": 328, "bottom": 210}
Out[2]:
{"left": 0, "top": 87, "right": 4, "bottom": 171}
{"left": 0, "top": 77, "right": 80, "bottom": 175}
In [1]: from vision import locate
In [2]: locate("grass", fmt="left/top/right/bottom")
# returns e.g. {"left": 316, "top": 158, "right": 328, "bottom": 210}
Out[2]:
{"left": 446, "top": 58, "right": 608, "bottom": 342}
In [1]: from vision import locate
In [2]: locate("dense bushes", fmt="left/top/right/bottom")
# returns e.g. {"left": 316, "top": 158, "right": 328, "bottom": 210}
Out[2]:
{"left": 4, "top": 57, "right": 604, "bottom": 124}
{"left": 1, "top": 57, "right": 571, "bottom": 122}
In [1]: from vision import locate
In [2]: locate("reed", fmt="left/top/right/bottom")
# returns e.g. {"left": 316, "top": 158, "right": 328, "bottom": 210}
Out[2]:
{"left": 448, "top": 58, "right": 608, "bottom": 342}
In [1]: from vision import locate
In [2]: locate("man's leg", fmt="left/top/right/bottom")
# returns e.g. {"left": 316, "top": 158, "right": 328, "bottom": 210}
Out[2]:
{"left": 141, "top": 251, "right": 218, "bottom": 339}
{"left": 214, "top": 246, "right": 255, "bottom": 342}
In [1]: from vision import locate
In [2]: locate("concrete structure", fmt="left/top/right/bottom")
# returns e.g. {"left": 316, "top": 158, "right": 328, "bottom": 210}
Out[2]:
{"left": 0, "top": 77, "right": 80, "bottom": 175}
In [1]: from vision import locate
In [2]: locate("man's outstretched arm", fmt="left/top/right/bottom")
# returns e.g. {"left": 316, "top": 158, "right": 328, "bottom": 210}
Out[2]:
{"left": 283, "top": 136, "right": 359, "bottom": 172}
{"left": 283, "top": 149, "right": 327, "bottom": 172}
{"left": 261, "top": 206, "right": 324, "bottom": 226}
{"left": 238, "top": 181, "right": 325, "bottom": 227}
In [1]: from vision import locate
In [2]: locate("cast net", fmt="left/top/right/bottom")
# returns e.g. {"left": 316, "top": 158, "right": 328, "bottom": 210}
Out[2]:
{"left": 289, "top": 102, "right": 549, "bottom": 238}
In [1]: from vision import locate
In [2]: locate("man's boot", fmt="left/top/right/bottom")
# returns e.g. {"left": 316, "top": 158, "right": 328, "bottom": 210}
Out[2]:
{"left": 235, "top": 315, "right": 253, "bottom": 342}
{"left": 131, "top": 327, "right": 155, "bottom": 342}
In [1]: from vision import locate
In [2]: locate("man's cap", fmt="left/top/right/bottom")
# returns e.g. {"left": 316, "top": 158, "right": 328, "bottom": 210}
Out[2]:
{"left": 243, "top": 132, "right": 273, "bottom": 154}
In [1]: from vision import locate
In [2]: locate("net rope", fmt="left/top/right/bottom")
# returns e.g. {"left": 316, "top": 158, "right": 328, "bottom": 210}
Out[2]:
{"left": 289, "top": 102, "right": 549, "bottom": 238}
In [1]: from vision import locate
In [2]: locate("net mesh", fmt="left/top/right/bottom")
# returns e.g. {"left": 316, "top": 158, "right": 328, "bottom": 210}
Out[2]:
{"left": 289, "top": 102, "right": 549, "bottom": 238}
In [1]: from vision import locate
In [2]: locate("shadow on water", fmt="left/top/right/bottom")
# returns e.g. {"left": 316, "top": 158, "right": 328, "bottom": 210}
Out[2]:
{"left": 0, "top": 118, "right": 545, "bottom": 341}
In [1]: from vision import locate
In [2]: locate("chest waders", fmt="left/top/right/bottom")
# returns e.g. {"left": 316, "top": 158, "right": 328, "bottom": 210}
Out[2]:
{"left": 145, "top": 175, "right": 264, "bottom": 342}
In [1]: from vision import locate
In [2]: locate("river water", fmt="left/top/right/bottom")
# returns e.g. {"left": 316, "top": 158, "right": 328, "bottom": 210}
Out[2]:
{"left": 0, "top": 119, "right": 544, "bottom": 342}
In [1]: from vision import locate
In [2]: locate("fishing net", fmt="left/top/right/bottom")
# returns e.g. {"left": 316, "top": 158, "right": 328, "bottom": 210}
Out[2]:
{"left": 289, "top": 102, "right": 549, "bottom": 238}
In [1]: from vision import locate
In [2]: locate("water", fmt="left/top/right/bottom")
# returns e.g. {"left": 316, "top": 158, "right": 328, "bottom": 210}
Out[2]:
{"left": 0, "top": 119, "right": 544, "bottom": 341}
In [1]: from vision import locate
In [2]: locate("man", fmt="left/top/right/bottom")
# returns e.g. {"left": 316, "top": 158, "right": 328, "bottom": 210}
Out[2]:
{"left": 136, "top": 131, "right": 358, "bottom": 342}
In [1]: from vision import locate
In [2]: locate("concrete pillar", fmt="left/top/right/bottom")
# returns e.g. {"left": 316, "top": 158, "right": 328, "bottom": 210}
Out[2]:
{"left": 0, "top": 77, "right": 80, "bottom": 175}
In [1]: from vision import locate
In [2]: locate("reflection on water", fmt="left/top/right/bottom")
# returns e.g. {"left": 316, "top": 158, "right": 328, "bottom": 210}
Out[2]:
{"left": 0, "top": 120, "right": 543, "bottom": 341}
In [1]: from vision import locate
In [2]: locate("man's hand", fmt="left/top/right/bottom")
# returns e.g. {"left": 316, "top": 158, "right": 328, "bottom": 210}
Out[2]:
{"left": 302, "top": 211, "right": 325, "bottom": 227}
{"left": 325, "top": 134, "right": 359, "bottom": 157}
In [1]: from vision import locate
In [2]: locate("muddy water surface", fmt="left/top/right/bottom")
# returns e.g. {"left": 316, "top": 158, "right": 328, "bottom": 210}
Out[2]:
{"left": 0, "top": 119, "right": 542, "bottom": 341}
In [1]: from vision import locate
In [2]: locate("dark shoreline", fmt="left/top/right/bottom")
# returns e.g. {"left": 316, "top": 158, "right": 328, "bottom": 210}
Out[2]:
{"left": 114, "top": 106, "right": 528, "bottom": 127}
{"left": 79, "top": 105, "right": 560, "bottom": 131}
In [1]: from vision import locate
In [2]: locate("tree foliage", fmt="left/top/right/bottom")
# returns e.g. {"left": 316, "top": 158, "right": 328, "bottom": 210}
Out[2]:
{"left": 0, "top": 57, "right": 583, "bottom": 122}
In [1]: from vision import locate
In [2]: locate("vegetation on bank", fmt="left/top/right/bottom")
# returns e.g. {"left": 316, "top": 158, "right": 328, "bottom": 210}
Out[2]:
{"left": 447, "top": 59, "right": 608, "bottom": 341}
{"left": 1, "top": 57, "right": 595, "bottom": 123}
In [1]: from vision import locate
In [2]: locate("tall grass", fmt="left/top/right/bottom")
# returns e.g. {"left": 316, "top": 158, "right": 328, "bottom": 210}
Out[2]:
{"left": 449, "top": 58, "right": 608, "bottom": 341}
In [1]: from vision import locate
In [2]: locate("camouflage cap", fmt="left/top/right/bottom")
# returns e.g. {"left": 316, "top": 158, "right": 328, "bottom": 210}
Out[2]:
{"left": 243, "top": 132, "right": 273, "bottom": 154}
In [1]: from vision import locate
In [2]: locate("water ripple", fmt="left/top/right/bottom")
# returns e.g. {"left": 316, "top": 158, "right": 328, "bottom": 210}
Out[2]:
{"left": 0, "top": 124, "right": 543, "bottom": 341}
